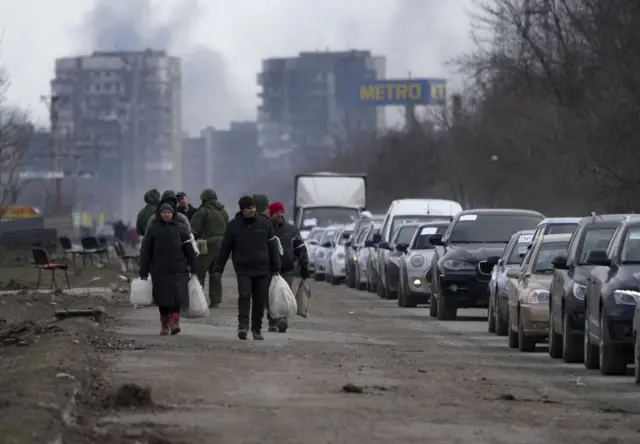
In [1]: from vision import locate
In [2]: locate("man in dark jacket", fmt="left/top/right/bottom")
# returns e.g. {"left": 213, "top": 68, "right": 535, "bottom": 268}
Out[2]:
{"left": 267, "top": 201, "right": 309, "bottom": 333}
{"left": 253, "top": 194, "right": 270, "bottom": 218}
{"left": 136, "top": 189, "right": 160, "bottom": 235}
{"left": 176, "top": 192, "right": 198, "bottom": 220}
{"left": 214, "top": 195, "right": 281, "bottom": 340}
{"left": 191, "top": 188, "right": 227, "bottom": 308}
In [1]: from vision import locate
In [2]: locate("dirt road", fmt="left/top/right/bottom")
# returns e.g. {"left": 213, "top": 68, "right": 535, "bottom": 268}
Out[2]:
{"left": 95, "top": 274, "right": 640, "bottom": 443}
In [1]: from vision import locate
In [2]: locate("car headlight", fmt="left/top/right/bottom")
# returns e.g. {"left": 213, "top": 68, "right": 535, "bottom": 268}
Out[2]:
{"left": 410, "top": 254, "right": 425, "bottom": 267}
{"left": 352, "top": 255, "right": 358, "bottom": 261}
{"left": 443, "top": 260, "right": 475, "bottom": 271}
{"left": 524, "top": 289, "right": 549, "bottom": 304}
{"left": 572, "top": 282, "right": 586, "bottom": 300}
{"left": 412, "top": 278, "right": 422, "bottom": 286}
{"left": 612, "top": 290, "right": 640, "bottom": 305}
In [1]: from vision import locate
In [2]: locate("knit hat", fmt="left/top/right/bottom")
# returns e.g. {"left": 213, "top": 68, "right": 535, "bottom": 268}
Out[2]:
{"left": 238, "top": 195, "right": 255, "bottom": 210}
{"left": 268, "top": 202, "right": 285, "bottom": 217}
{"left": 159, "top": 202, "right": 175, "bottom": 213}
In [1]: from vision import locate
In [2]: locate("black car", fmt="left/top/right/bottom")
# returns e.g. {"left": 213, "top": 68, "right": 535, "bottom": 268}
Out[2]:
{"left": 583, "top": 215, "right": 640, "bottom": 375}
{"left": 633, "top": 300, "right": 640, "bottom": 384}
{"left": 548, "top": 214, "right": 627, "bottom": 363}
{"left": 427, "top": 209, "right": 545, "bottom": 321}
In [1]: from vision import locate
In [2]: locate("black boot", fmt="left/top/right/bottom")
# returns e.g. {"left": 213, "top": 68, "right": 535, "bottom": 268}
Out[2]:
{"left": 252, "top": 330, "right": 264, "bottom": 340}
{"left": 237, "top": 327, "right": 248, "bottom": 340}
{"left": 277, "top": 318, "right": 288, "bottom": 333}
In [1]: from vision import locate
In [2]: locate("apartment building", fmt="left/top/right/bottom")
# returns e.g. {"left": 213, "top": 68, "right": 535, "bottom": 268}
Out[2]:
{"left": 50, "top": 50, "right": 182, "bottom": 221}
{"left": 257, "top": 50, "right": 386, "bottom": 171}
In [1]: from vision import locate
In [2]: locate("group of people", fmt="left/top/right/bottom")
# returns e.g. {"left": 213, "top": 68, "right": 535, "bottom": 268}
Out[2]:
{"left": 135, "top": 189, "right": 309, "bottom": 340}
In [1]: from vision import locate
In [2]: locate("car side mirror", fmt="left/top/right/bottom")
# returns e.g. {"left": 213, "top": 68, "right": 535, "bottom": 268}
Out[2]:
{"left": 378, "top": 241, "right": 391, "bottom": 250}
{"left": 364, "top": 240, "right": 374, "bottom": 248}
{"left": 586, "top": 250, "right": 611, "bottom": 267}
{"left": 345, "top": 241, "right": 352, "bottom": 248}
{"left": 497, "top": 258, "right": 504, "bottom": 267}
{"left": 322, "top": 242, "right": 332, "bottom": 248}
{"left": 429, "top": 234, "right": 443, "bottom": 246}
{"left": 506, "top": 267, "right": 522, "bottom": 279}
{"left": 551, "top": 255, "right": 568, "bottom": 270}
{"left": 372, "top": 233, "right": 382, "bottom": 244}
{"left": 395, "top": 243, "right": 408, "bottom": 252}
{"left": 487, "top": 256, "right": 500, "bottom": 267}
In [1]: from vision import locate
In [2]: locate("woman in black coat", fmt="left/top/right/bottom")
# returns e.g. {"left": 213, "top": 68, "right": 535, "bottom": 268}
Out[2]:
{"left": 139, "top": 202, "right": 197, "bottom": 335}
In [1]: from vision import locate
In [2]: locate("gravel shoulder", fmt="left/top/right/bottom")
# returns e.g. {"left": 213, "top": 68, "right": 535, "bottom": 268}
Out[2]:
{"left": 96, "top": 274, "right": 640, "bottom": 444}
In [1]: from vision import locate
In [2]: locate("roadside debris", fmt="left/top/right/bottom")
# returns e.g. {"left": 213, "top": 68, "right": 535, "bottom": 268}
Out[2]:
{"left": 110, "top": 383, "right": 153, "bottom": 408}
{"left": 342, "top": 383, "right": 364, "bottom": 394}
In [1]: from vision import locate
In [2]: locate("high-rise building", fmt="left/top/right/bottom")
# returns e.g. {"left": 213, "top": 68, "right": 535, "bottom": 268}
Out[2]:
{"left": 181, "top": 127, "right": 215, "bottom": 197}
{"left": 50, "top": 50, "right": 182, "bottom": 221}
{"left": 257, "top": 50, "right": 386, "bottom": 170}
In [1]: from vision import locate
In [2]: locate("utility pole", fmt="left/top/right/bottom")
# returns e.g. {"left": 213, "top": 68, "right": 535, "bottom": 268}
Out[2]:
{"left": 40, "top": 95, "right": 64, "bottom": 214}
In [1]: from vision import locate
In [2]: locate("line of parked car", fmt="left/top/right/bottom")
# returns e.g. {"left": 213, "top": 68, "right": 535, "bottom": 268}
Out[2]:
{"left": 303, "top": 198, "right": 640, "bottom": 384}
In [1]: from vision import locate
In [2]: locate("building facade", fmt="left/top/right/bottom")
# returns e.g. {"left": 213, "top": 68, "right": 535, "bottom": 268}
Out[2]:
{"left": 257, "top": 50, "right": 386, "bottom": 171}
{"left": 181, "top": 126, "right": 215, "bottom": 198}
{"left": 50, "top": 50, "right": 182, "bottom": 221}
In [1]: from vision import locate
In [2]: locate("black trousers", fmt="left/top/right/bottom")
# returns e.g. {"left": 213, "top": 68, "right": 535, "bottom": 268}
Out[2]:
{"left": 237, "top": 274, "right": 270, "bottom": 331}
{"left": 158, "top": 304, "right": 180, "bottom": 316}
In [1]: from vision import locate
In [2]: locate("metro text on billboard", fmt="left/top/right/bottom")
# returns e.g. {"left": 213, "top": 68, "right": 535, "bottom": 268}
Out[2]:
{"left": 358, "top": 79, "right": 447, "bottom": 106}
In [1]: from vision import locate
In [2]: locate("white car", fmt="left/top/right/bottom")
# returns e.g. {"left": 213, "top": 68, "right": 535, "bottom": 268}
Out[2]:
{"left": 326, "top": 225, "right": 355, "bottom": 285}
{"left": 305, "top": 227, "right": 325, "bottom": 273}
{"left": 314, "top": 225, "right": 342, "bottom": 281}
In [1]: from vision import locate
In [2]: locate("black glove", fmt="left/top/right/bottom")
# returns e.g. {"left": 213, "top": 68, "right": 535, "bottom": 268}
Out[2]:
{"left": 300, "top": 265, "right": 310, "bottom": 279}
{"left": 139, "top": 274, "right": 148, "bottom": 280}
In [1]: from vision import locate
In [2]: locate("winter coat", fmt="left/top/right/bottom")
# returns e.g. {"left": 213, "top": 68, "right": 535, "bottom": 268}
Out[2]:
{"left": 179, "top": 204, "right": 197, "bottom": 221}
{"left": 214, "top": 211, "right": 281, "bottom": 277}
{"left": 191, "top": 189, "right": 227, "bottom": 254}
{"left": 273, "top": 220, "right": 308, "bottom": 274}
{"left": 145, "top": 190, "right": 192, "bottom": 234}
{"left": 135, "top": 189, "right": 160, "bottom": 235}
{"left": 202, "top": 189, "right": 229, "bottom": 223}
{"left": 139, "top": 212, "right": 197, "bottom": 308}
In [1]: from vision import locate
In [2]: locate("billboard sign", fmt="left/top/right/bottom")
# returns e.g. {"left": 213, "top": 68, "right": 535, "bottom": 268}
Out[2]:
{"left": 358, "top": 78, "right": 447, "bottom": 106}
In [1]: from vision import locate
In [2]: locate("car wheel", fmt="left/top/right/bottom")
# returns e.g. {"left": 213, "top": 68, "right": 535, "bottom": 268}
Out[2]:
{"left": 429, "top": 292, "right": 438, "bottom": 317}
{"left": 507, "top": 312, "right": 519, "bottom": 349}
{"left": 598, "top": 309, "right": 627, "bottom": 375}
{"left": 548, "top": 301, "right": 563, "bottom": 358}
{"left": 346, "top": 265, "right": 355, "bottom": 288}
{"left": 330, "top": 275, "right": 341, "bottom": 286}
{"left": 495, "top": 298, "right": 508, "bottom": 336}
{"left": 487, "top": 294, "right": 496, "bottom": 333}
{"left": 583, "top": 314, "right": 599, "bottom": 369}
{"left": 436, "top": 281, "right": 457, "bottom": 321}
{"left": 634, "top": 332, "right": 640, "bottom": 384}
{"left": 562, "top": 310, "right": 583, "bottom": 363}
{"left": 518, "top": 313, "right": 536, "bottom": 352}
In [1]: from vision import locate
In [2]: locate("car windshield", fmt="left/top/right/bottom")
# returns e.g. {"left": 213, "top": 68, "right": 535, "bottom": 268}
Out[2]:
{"left": 576, "top": 227, "right": 616, "bottom": 264}
{"left": 309, "top": 230, "right": 324, "bottom": 242}
{"left": 449, "top": 214, "right": 542, "bottom": 243}
{"left": 507, "top": 243, "right": 530, "bottom": 264}
{"left": 621, "top": 226, "right": 640, "bottom": 264}
{"left": 545, "top": 223, "right": 578, "bottom": 235}
{"left": 320, "top": 229, "right": 337, "bottom": 245}
{"left": 413, "top": 225, "right": 448, "bottom": 249}
{"left": 394, "top": 226, "right": 418, "bottom": 245}
{"left": 338, "top": 231, "right": 353, "bottom": 246}
{"left": 533, "top": 241, "right": 569, "bottom": 273}
{"left": 356, "top": 226, "right": 370, "bottom": 243}
{"left": 367, "top": 228, "right": 380, "bottom": 241}
{"left": 301, "top": 207, "right": 359, "bottom": 227}
{"left": 391, "top": 215, "right": 450, "bottom": 237}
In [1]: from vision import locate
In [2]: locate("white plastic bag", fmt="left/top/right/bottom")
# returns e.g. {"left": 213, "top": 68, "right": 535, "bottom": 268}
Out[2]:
{"left": 189, "top": 233, "right": 200, "bottom": 256}
{"left": 183, "top": 275, "right": 209, "bottom": 318}
{"left": 295, "top": 279, "right": 311, "bottom": 317}
{"left": 130, "top": 278, "right": 153, "bottom": 306}
{"left": 269, "top": 275, "right": 297, "bottom": 318}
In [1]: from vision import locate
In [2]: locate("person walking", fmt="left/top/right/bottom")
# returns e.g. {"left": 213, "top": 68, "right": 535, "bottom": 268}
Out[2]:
{"left": 135, "top": 189, "right": 160, "bottom": 236}
{"left": 145, "top": 190, "right": 192, "bottom": 234}
{"left": 191, "top": 188, "right": 227, "bottom": 308}
{"left": 253, "top": 194, "right": 270, "bottom": 219}
{"left": 267, "top": 201, "right": 309, "bottom": 333}
{"left": 176, "top": 192, "right": 198, "bottom": 220}
{"left": 214, "top": 195, "right": 281, "bottom": 340}
{"left": 139, "top": 201, "right": 197, "bottom": 335}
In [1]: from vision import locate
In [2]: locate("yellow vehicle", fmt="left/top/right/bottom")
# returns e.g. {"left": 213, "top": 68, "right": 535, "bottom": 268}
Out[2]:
{"left": 506, "top": 233, "right": 572, "bottom": 352}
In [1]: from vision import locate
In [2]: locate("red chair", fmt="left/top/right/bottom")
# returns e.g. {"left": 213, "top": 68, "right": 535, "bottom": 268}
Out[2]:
{"left": 32, "top": 247, "right": 71, "bottom": 290}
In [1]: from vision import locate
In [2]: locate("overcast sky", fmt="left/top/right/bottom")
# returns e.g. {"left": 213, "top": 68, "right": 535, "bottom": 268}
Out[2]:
{"left": 0, "top": 0, "right": 474, "bottom": 133}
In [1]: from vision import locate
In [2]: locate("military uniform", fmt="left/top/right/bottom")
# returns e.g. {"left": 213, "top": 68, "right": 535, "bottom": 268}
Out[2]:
{"left": 191, "top": 189, "right": 227, "bottom": 307}
{"left": 135, "top": 189, "right": 160, "bottom": 235}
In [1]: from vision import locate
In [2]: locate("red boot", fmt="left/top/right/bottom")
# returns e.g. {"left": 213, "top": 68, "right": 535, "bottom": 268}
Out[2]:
{"left": 170, "top": 313, "right": 181, "bottom": 335}
{"left": 160, "top": 315, "right": 170, "bottom": 335}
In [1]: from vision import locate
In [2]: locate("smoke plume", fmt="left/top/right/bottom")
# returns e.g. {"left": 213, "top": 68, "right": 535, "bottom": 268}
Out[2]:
{"left": 82, "top": 0, "right": 243, "bottom": 134}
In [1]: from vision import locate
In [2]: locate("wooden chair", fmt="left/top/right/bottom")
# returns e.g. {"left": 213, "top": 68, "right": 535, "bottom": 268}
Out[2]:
{"left": 32, "top": 247, "right": 71, "bottom": 290}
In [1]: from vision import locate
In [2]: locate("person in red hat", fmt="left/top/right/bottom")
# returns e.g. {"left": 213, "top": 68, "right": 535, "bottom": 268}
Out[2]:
{"left": 267, "top": 201, "right": 309, "bottom": 333}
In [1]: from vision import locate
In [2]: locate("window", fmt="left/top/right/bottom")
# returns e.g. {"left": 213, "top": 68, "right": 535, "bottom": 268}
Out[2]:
{"left": 320, "top": 229, "right": 337, "bottom": 245}
{"left": 394, "top": 226, "right": 418, "bottom": 245}
{"left": 546, "top": 223, "right": 578, "bottom": 235}
{"left": 413, "top": 225, "right": 448, "bottom": 249}
{"left": 507, "top": 242, "right": 530, "bottom": 264}
{"left": 356, "top": 226, "right": 370, "bottom": 243}
{"left": 575, "top": 227, "right": 616, "bottom": 264}
{"left": 533, "top": 241, "right": 569, "bottom": 274}
{"left": 338, "top": 231, "right": 353, "bottom": 246}
{"left": 367, "top": 228, "right": 380, "bottom": 241}
{"left": 620, "top": 226, "right": 640, "bottom": 264}
{"left": 390, "top": 215, "right": 449, "bottom": 238}
{"left": 449, "top": 214, "right": 542, "bottom": 243}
